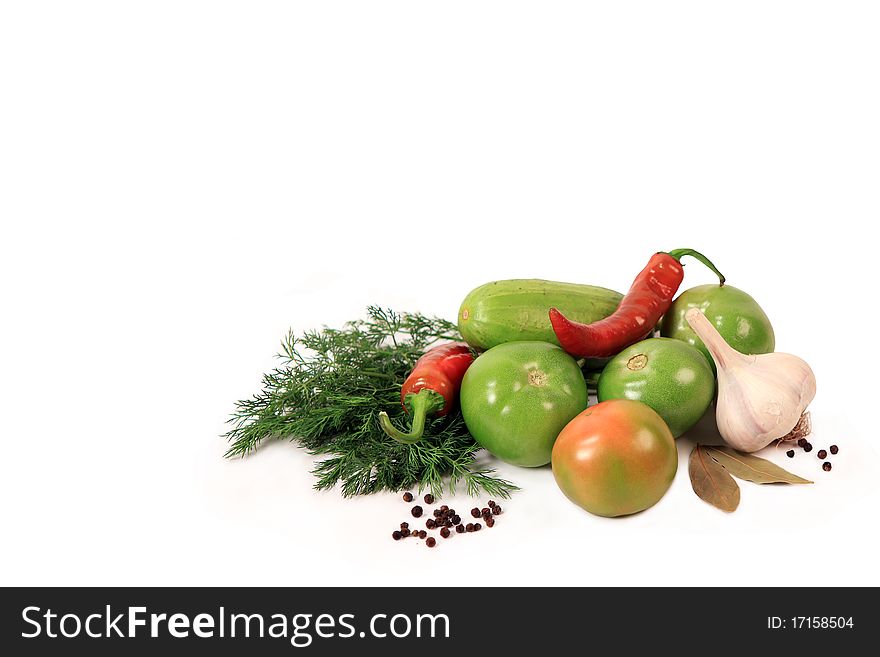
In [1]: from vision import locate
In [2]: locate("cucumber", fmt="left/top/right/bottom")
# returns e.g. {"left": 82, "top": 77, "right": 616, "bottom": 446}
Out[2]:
{"left": 458, "top": 279, "right": 623, "bottom": 351}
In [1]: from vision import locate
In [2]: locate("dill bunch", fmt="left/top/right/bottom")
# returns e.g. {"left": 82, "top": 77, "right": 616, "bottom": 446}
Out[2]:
{"left": 224, "top": 307, "right": 518, "bottom": 498}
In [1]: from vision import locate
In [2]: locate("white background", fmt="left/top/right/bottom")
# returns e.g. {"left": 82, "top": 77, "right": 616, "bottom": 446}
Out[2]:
{"left": 2, "top": 1, "right": 878, "bottom": 587}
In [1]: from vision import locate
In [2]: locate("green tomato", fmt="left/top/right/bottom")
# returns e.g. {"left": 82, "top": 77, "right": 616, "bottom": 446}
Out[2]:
{"left": 552, "top": 399, "right": 677, "bottom": 517}
{"left": 597, "top": 338, "right": 714, "bottom": 438}
{"left": 460, "top": 341, "right": 588, "bottom": 467}
{"left": 660, "top": 284, "right": 775, "bottom": 373}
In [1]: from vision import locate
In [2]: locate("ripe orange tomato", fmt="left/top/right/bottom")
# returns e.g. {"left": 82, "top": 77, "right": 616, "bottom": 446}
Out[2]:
{"left": 551, "top": 399, "right": 677, "bottom": 517}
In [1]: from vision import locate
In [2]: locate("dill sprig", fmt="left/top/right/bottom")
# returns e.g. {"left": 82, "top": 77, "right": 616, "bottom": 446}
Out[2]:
{"left": 224, "top": 307, "right": 518, "bottom": 498}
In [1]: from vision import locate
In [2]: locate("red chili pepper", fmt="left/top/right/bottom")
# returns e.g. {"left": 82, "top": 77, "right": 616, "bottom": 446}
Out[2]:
{"left": 549, "top": 248, "right": 725, "bottom": 359}
{"left": 379, "top": 342, "right": 475, "bottom": 444}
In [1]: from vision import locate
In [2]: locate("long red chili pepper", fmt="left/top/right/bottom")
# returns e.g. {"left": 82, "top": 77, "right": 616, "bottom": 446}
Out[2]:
{"left": 549, "top": 248, "right": 725, "bottom": 359}
{"left": 379, "top": 342, "right": 475, "bottom": 444}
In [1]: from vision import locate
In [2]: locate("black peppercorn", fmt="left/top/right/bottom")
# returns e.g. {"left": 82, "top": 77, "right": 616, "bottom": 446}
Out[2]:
{"left": 433, "top": 509, "right": 442, "bottom": 518}
{"left": 401, "top": 528, "right": 410, "bottom": 537}
{"left": 797, "top": 438, "right": 807, "bottom": 447}
{"left": 456, "top": 524, "right": 466, "bottom": 533}
{"left": 400, "top": 521, "right": 409, "bottom": 529}
{"left": 426, "top": 537, "right": 437, "bottom": 547}
{"left": 470, "top": 508, "right": 480, "bottom": 518}
{"left": 486, "top": 517, "right": 495, "bottom": 528}
{"left": 786, "top": 450, "right": 795, "bottom": 458}
{"left": 817, "top": 449, "right": 827, "bottom": 459}
{"left": 392, "top": 531, "right": 402, "bottom": 541}
{"left": 823, "top": 461, "right": 832, "bottom": 472}
{"left": 425, "top": 519, "right": 435, "bottom": 529}
{"left": 493, "top": 505, "right": 502, "bottom": 515}
{"left": 481, "top": 507, "right": 491, "bottom": 517}
{"left": 466, "top": 523, "right": 474, "bottom": 532}
{"left": 411, "top": 506, "right": 423, "bottom": 518}
{"left": 403, "top": 492, "right": 414, "bottom": 503}
{"left": 418, "top": 530, "right": 427, "bottom": 539}
{"left": 473, "top": 523, "right": 482, "bottom": 531}
{"left": 487, "top": 500, "right": 495, "bottom": 507}
{"left": 424, "top": 494, "right": 435, "bottom": 504}
{"left": 804, "top": 443, "right": 813, "bottom": 453}
{"left": 451, "top": 515, "right": 461, "bottom": 525}
{"left": 830, "top": 444, "right": 839, "bottom": 455}
{"left": 440, "top": 527, "right": 451, "bottom": 538}
{"left": 440, "top": 505, "right": 449, "bottom": 512}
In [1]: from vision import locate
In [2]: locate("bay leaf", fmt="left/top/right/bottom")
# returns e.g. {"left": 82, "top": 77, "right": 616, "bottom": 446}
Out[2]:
{"left": 707, "top": 446, "right": 813, "bottom": 485}
{"left": 689, "top": 444, "right": 740, "bottom": 512}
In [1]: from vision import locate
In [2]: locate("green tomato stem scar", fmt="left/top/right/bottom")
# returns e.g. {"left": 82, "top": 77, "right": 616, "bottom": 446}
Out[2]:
{"left": 627, "top": 354, "right": 648, "bottom": 371}
{"left": 528, "top": 369, "right": 548, "bottom": 387}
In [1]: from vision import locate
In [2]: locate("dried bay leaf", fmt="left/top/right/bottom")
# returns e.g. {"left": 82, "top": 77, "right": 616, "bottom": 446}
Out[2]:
{"left": 689, "top": 444, "right": 740, "bottom": 512}
{"left": 707, "top": 447, "right": 813, "bottom": 485}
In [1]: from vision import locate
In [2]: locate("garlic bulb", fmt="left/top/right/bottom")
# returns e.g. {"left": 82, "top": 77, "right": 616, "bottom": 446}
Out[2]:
{"left": 685, "top": 308, "right": 816, "bottom": 453}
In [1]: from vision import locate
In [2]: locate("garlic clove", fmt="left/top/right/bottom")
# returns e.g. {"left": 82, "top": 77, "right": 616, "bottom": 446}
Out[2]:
{"left": 685, "top": 308, "right": 816, "bottom": 453}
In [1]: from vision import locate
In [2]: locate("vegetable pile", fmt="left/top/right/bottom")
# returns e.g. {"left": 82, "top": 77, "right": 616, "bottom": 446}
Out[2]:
{"left": 227, "top": 247, "right": 827, "bottom": 520}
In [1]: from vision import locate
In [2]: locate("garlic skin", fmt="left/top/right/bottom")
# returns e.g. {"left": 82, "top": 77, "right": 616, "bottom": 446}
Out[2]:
{"left": 685, "top": 307, "right": 816, "bottom": 452}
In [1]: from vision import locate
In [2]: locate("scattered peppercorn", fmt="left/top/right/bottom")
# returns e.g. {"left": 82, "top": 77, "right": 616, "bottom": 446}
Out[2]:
{"left": 395, "top": 499, "right": 507, "bottom": 545}
{"left": 817, "top": 449, "right": 827, "bottom": 459}
{"left": 786, "top": 450, "right": 795, "bottom": 458}
{"left": 803, "top": 443, "right": 813, "bottom": 453}
{"left": 797, "top": 438, "right": 807, "bottom": 447}
{"left": 823, "top": 462, "right": 832, "bottom": 472}
{"left": 830, "top": 445, "right": 839, "bottom": 455}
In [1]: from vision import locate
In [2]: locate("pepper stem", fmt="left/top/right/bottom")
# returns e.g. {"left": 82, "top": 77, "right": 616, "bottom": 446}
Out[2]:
{"left": 666, "top": 248, "right": 726, "bottom": 286}
{"left": 378, "top": 389, "right": 445, "bottom": 444}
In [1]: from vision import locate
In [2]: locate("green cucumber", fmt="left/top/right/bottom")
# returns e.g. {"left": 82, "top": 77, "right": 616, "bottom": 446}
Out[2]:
{"left": 458, "top": 279, "right": 623, "bottom": 351}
